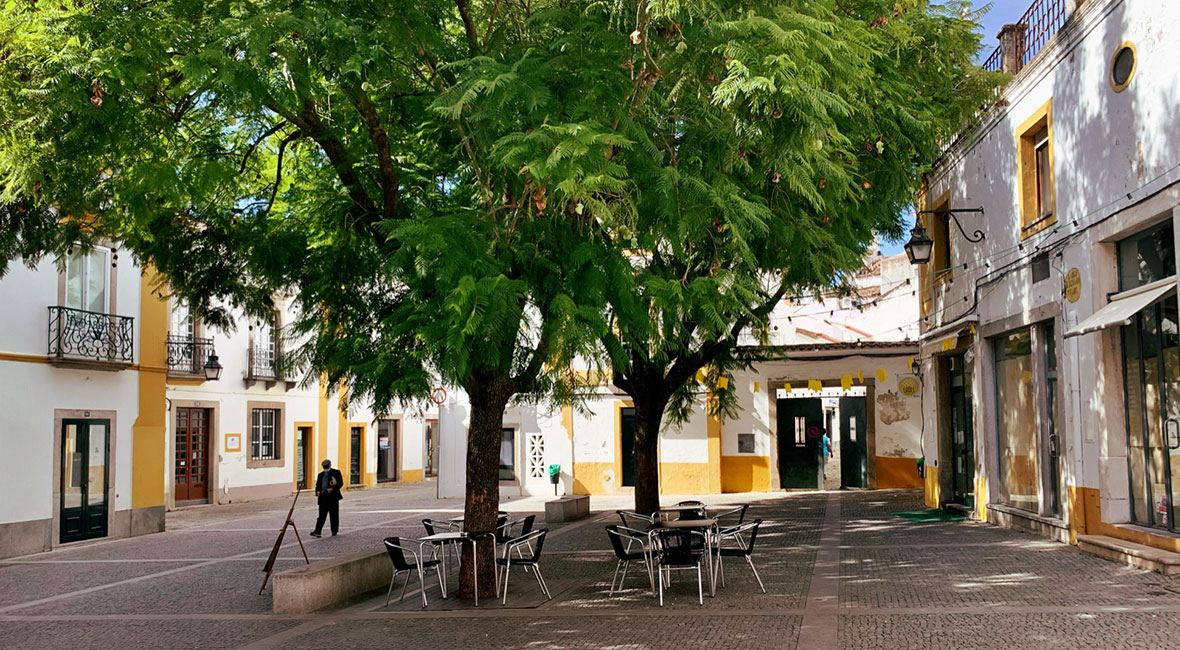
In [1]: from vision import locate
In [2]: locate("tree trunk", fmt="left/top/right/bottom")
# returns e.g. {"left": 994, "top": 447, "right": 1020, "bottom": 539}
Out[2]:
{"left": 459, "top": 375, "right": 513, "bottom": 600}
{"left": 631, "top": 392, "right": 668, "bottom": 517}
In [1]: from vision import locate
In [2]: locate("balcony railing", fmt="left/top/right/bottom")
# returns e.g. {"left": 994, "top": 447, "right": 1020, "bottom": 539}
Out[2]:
{"left": 247, "top": 343, "right": 281, "bottom": 380}
{"left": 166, "top": 334, "right": 215, "bottom": 376}
{"left": 981, "top": 0, "right": 1067, "bottom": 73}
{"left": 48, "top": 306, "right": 134, "bottom": 367}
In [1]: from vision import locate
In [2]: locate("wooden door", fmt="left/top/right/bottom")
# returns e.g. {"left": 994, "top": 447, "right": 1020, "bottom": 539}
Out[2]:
{"left": 776, "top": 398, "right": 823, "bottom": 489}
{"left": 839, "top": 397, "right": 867, "bottom": 488}
{"left": 174, "top": 408, "right": 210, "bottom": 502}
{"left": 620, "top": 407, "right": 637, "bottom": 486}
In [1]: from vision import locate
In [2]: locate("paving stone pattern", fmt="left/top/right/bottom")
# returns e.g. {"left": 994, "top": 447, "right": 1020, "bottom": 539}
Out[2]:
{"left": 2, "top": 484, "right": 1179, "bottom": 649}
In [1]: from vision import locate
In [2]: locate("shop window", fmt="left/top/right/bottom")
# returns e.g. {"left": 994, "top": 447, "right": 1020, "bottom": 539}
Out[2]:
{"left": 1117, "top": 222, "right": 1175, "bottom": 291}
{"left": 1017, "top": 101, "right": 1055, "bottom": 238}
{"left": 995, "top": 328, "right": 1038, "bottom": 510}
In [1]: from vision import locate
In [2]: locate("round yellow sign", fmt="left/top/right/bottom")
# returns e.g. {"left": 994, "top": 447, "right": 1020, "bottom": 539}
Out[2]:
{"left": 1064, "top": 268, "right": 1082, "bottom": 303}
{"left": 898, "top": 376, "right": 920, "bottom": 397}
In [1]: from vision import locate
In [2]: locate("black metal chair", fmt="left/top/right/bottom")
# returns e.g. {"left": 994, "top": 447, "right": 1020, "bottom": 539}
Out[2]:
{"left": 496, "top": 528, "right": 552, "bottom": 605}
{"left": 605, "top": 525, "right": 654, "bottom": 595}
{"left": 713, "top": 504, "right": 749, "bottom": 528}
{"left": 422, "top": 518, "right": 462, "bottom": 569}
{"left": 649, "top": 527, "right": 707, "bottom": 606}
{"left": 676, "top": 500, "right": 707, "bottom": 521}
{"left": 383, "top": 536, "right": 445, "bottom": 608}
{"left": 713, "top": 518, "right": 767, "bottom": 594}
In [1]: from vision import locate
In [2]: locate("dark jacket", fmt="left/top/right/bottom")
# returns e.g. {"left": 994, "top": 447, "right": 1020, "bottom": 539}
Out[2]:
{"left": 315, "top": 468, "right": 345, "bottom": 502}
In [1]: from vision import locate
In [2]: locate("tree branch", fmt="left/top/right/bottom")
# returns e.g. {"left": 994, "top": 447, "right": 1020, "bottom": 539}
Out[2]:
{"left": 264, "top": 131, "right": 301, "bottom": 214}
{"left": 344, "top": 83, "right": 400, "bottom": 222}
{"left": 239, "top": 120, "right": 289, "bottom": 173}
{"left": 455, "top": 0, "right": 480, "bottom": 53}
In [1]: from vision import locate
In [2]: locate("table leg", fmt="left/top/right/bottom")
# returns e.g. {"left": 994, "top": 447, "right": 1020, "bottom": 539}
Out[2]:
{"left": 472, "top": 539, "right": 479, "bottom": 607}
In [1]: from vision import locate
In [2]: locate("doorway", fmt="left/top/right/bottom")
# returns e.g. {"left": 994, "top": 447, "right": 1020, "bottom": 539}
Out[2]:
{"left": 840, "top": 397, "right": 867, "bottom": 488}
{"left": 296, "top": 425, "right": 312, "bottom": 490}
{"left": 425, "top": 419, "right": 438, "bottom": 477}
{"left": 947, "top": 354, "right": 975, "bottom": 507}
{"left": 620, "top": 406, "right": 637, "bottom": 487}
{"left": 777, "top": 398, "right": 823, "bottom": 489}
{"left": 377, "top": 419, "right": 399, "bottom": 482}
{"left": 174, "top": 408, "right": 210, "bottom": 504}
{"left": 61, "top": 419, "right": 110, "bottom": 543}
{"left": 349, "top": 426, "right": 363, "bottom": 486}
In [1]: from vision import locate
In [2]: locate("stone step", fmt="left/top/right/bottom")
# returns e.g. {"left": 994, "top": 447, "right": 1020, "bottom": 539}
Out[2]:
{"left": 1077, "top": 534, "right": 1180, "bottom": 575}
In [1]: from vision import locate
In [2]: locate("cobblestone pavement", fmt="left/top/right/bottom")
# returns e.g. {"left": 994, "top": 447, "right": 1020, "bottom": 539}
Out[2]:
{"left": 2, "top": 484, "right": 1180, "bottom": 649}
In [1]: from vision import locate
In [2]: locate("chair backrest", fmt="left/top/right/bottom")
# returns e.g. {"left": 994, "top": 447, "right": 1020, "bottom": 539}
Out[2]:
{"left": 519, "top": 514, "right": 536, "bottom": 536}
{"left": 726, "top": 519, "right": 763, "bottom": 556}
{"left": 677, "top": 500, "right": 705, "bottom": 507}
{"left": 423, "top": 519, "right": 450, "bottom": 536}
{"left": 605, "top": 525, "right": 647, "bottom": 560}
{"left": 676, "top": 501, "right": 707, "bottom": 520}
{"left": 509, "top": 528, "right": 548, "bottom": 563}
{"left": 716, "top": 504, "right": 749, "bottom": 527}
{"left": 651, "top": 528, "right": 705, "bottom": 566}
{"left": 618, "top": 510, "right": 653, "bottom": 528}
{"left": 494, "top": 515, "right": 515, "bottom": 543}
{"left": 383, "top": 536, "right": 415, "bottom": 572}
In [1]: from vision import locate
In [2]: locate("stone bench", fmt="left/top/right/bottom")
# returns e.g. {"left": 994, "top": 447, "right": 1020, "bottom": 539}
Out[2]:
{"left": 273, "top": 548, "right": 390, "bottom": 614}
{"left": 545, "top": 495, "right": 590, "bottom": 523}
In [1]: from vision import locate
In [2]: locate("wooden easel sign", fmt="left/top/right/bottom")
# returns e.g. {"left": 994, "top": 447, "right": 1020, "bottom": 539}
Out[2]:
{"left": 259, "top": 488, "right": 311, "bottom": 594}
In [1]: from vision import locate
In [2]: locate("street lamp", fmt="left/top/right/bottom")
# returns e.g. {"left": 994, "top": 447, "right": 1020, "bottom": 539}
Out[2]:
{"left": 203, "top": 353, "right": 223, "bottom": 381}
{"left": 904, "top": 224, "right": 934, "bottom": 265}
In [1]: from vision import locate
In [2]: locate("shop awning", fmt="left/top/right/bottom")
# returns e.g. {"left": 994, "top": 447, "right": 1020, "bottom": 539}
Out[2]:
{"left": 1064, "top": 277, "right": 1176, "bottom": 339}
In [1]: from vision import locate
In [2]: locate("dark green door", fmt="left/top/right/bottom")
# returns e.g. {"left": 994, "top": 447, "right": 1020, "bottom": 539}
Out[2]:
{"left": 839, "top": 397, "right": 867, "bottom": 488}
{"left": 948, "top": 355, "right": 975, "bottom": 507}
{"left": 61, "top": 419, "right": 109, "bottom": 543}
{"left": 621, "top": 407, "right": 636, "bottom": 487}
{"left": 349, "top": 426, "right": 362, "bottom": 485}
{"left": 777, "top": 398, "right": 823, "bottom": 488}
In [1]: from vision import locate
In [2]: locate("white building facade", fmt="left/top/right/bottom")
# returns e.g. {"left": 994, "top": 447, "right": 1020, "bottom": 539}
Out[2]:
{"left": 917, "top": 0, "right": 1180, "bottom": 555}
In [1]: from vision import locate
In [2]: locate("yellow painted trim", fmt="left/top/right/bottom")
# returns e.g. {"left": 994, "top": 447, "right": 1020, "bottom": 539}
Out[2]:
{"left": 0, "top": 352, "right": 50, "bottom": 364}
{"left": 166, "top": 377, "right": 207, "bottom": 386}
{"left": 292, "top": 421, "right": 316, "bottom": 490}
{"left": 317, "top": 376, "right": 329, "bottom": 465}
{"left": 614, "top": 399, "right": 634, "bottom": 492}
{"left": 1015, "top": 99, "right": 1056, "bottom": 239}
{"left": 561, "top": 405, "right": 575, "bottom": 490}
{"left": 401, "top": 469, "right": 423, "bottom": 483}
{"left": 924, "top": 465, "right": 940, "bottom": 508}
{"left": 928, "top": 191, "right": 953, "bottom": 285}
{"left": 706, "top": 411, "right": 722, "bottom": 494}
{"left": 720, "top": 456, "right": 771, "bottom": 493}
{"left": 1075, "top": 486, "right": 1180, "bottom": 554}
{"left": 1108, "top": 41, "right": 1137, "bottom": 93}
{"left": 132, "top": 269, "right": 168, "bottom": 510}
{"left": 337, "top": 389, "right": 348, "bottom": 476}
{"left": 572, "top": 462, "right": 615, "bottom": 494}
{"left": 875, "top": 456, "right": 924, "bottom": 489}
{"left": 977, "top": 476, "right": 988, "bottom": 522}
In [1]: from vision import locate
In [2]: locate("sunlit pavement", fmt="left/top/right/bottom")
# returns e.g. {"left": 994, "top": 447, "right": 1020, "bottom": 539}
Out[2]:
{"left": 3, "top": 483, "right": 1180, "bottom": 649}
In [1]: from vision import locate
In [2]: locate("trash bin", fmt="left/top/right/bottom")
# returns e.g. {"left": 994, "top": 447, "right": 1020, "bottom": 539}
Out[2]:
{"left": 916, "top": 456, "right": 925, "bottom": 479}
{"left": 548, "top": 464, "right": 561, "bottom": 495}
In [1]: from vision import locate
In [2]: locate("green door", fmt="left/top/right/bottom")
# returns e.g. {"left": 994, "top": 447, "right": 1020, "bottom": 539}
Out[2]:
{"left": 839, "top": 397, "right": 867, "bottom": 488}
{"left": 61, "top": 419, "right": 109, "bottom": 543}
{"left": 777, "top": 398, "right": 823, "bottom": 489}
{"left": 948, "top": 354, "right": 975, "bottom": 507}
{"left": 620, "top": 407, "right": 636, "bottom": 487}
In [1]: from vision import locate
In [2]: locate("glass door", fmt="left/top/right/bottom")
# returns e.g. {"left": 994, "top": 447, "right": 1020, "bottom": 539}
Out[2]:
{"left": 948, "top": 354, "right": 975, "bottom": 507}
{"left": 349, "top": 426, "right": 362, "bottom": 485}
{"left": 1123, "top": 295, "right": 1180, "bottom": 530}
{"left": 61, "top": 419, "right": 109, "bottom": 543}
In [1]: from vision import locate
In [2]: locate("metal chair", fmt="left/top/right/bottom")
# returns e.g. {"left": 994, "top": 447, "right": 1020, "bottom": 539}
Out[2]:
{"left": 496, "top": 528, "right": 552, "bottom": 605}
{"left": 616, "top": 510, "right": 655, "bottom": 550}
{"left": 676, "top": 500, "right": 707, "bottom": 521}
{"left": 713, "top": 504, "right": 749, "bottom": 527}
{"left": 605, "top": 525, "right": 654, "bottom": 595}
{"left": 422, "top": 518, "right": 462, "bottom": 569}
{"left": 383, "top": 537, "right": 445, "bottom": 608}
{"left": 713, "top": 518, "right": 767, "bottom": 594}
{"left": 649, "top": 527, "right": 707, "bottom": 606}
{"left": 496, "top": 514, "right": 537, "bottom": 563}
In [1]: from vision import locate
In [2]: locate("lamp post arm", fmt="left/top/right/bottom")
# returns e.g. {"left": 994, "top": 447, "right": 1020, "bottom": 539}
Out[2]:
{"left": 917, "top": 208, "right": 986, "bottom": 243}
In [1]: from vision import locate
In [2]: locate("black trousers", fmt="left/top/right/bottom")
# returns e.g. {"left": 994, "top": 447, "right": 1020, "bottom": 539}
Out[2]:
{"left": 314, "top": 499, "right": 339, "bottom": 535}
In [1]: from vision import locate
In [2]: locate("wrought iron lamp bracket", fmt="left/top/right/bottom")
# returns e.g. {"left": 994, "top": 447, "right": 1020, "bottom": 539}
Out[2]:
{"left": 917, "top": 207, "right": 986, "bottom": 243}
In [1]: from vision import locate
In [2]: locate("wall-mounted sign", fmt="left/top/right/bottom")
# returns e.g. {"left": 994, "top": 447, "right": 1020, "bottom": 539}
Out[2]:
{"left": 806, "top": 425, "right": 821, "bottom": 439}
{"left": 225, "top": 434, "right": 241, "bottom": 453}
{"left": 1064, "top": 268, "right": 1082, "bottom": 303}
{"left": 737, "top": 433, "right": 756, "bottom": 454}
{"left": 898, "top": 377, "right": 921, "bottom": 397}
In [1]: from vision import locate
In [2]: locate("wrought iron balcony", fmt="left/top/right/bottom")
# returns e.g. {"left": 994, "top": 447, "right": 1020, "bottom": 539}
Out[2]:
{"left": 47, "top": 306, "right": 134, "bottom": 369}
{"left": 246, "top": 341, "right": 297, "bottom": 389}
{"left": 166, "top": 334, "right": 215, "bottom": 377}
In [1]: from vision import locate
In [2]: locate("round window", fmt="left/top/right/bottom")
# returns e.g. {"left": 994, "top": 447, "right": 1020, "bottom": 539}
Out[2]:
{"left": 1109, "top": 43, "right": 1136, "bottom": 92}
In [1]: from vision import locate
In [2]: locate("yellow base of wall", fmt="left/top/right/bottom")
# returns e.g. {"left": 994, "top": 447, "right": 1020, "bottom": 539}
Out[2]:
{"left": 572, "top": 462, "right": 617, "bottom": 495}
{"left": 1075, "top": 486, "right": 1180, "bottom": 554}
{"left": 659, "top": 462, "right": 711, "bottom": 494}
{"left": 875, "top": 457, "right": 923, "bottom": 489}
{"left": 401, "top": 469, "right": 423, "bottom": 483}
{"left": 720, "top": 456, "right": 770, "bottom": 493}
{"left": 924, "top": 465, "right": 940, "bottom": 508}
{"left": 977, "top": 476, "right": 988, "bottom": 522}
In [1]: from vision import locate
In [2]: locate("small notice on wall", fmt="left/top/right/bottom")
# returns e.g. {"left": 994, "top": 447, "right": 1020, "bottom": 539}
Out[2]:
{"left": 1064, "top": 268, "right": 1082, "bottom": 303}
{"left": 225, "top": 434, "right": 242, "bottom": 453}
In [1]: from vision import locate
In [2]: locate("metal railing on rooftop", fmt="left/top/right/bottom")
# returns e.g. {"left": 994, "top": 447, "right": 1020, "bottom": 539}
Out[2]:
{"left": 980, "top": 0, "right": 1068, "bottom": 74}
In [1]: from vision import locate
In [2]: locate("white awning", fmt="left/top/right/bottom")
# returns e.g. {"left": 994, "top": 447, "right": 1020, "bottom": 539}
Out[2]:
{"left": 1064, "top": 277, "right": 1176, "bottom": 339}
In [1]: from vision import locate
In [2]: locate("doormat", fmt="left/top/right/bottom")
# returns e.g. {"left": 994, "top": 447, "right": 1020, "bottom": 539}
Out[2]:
{"left": 893, "top": 509, "right": 967, "bottom": 523}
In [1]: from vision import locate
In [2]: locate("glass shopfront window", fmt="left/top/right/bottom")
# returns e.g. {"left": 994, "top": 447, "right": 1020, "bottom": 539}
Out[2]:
{"left": 995, "top": 329, "right": 1038, "bottom": 510}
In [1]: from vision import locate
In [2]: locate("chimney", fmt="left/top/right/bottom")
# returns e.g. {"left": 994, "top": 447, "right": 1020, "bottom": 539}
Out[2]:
{"left": 997, "top": 23, "right": 1028, "bottom": 75}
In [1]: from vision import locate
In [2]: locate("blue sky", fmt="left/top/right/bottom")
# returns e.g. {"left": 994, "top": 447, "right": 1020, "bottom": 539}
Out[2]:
{"left": 878, "top": 0, "right": 1030, "bottom": 256}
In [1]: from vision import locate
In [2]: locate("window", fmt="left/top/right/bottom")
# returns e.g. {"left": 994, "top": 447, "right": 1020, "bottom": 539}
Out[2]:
{"left": 1117, "top": 223, "right": 1175, "bottom": 291}
{"left": 499, "top": 428, "right": 516, "bottom": 481}
{"left": 994, "top": 329, "right": 1037, "bottom": 510}
{"left": 171, "top": 301, "right": 194, "bottom": 338}
{"left": 251, "top": 409, "right": 279, "bottom": 460}
{"left": 65, "top": 248, "right": 109, "bottom": 313}
{"left": 926, "top": 192, "right": 952, "bottom": 282}
{"left": 251, "top": 312, "right": 280, "bottom": 378}
{"left": 1109, "top": 42, "right": 1137, "bottom": 92}
{"left": 794, "top": 415, "right": 806, "bottom": 447}
{"left": 1017, "top": 101, "right": 1055, "bottom": 237}
{"left": 738, "top": 433, "right": 756, "bottom": 454}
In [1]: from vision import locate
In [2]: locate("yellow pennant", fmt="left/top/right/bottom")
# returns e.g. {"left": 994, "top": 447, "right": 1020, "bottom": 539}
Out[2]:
{"left": 753, "top": 381, "right": 760, "bottom": 393}
{"left": 783, "top": 381, "right": 791, "bottom": 392}
{"left": 942, "top": 337, "right": 956, "bottom": 351}
{"left": 856, "top": 370, "right": 863, "bottom": 383}
{"left": 808, "top": 379, "right": 823, "bottom": 392}
{"left": 841, "top": 374, "right": 853, "bottom": 391}
{"left": 717, "top": 376, "right": 729, "bottom": 390}
{"left": 876, "top": 368, "right": 888, "bottom": 383}
{"left": 907, "top": 357, "right": 916, "bottom": 373}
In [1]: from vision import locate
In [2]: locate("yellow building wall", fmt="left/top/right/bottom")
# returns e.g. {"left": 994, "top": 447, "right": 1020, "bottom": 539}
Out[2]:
{"left": 924, "top": 465, "right": 940, "bottom": 508}
{"left": 572, "top": 462, "right": 615, "bottom": 495}
{"left": 132, "top": 271, "right": 167, "bottom": 510}
{"left": 876, "top": 457, "right": 924, "bottom": 489}
{"left": 401, "top": 469, "right": 423, "bottom": 483}
{"left": 659, "top": 462, "right": 712, "bottom": 494}
{"left": 720, "top": 456, "right": 771, "bottom": 493}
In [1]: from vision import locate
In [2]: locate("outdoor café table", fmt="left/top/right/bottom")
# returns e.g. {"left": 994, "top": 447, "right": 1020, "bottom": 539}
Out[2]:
{"left": 418, "top": 531, "right": 495, "bottom": 606}
{"left": 650, "top": 518, "right": 719, "bottom": 596}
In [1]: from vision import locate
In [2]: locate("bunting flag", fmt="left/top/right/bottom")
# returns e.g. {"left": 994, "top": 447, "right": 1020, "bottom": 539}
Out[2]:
{"left": 907, "top": 357, "right": 916, "bottom": 373}
{"left": 876, "top": 368, "right": 888, "bottom": 383}
{"left": 783, "top": 381, "right": 791, "bottom": 392}
{"left": 942, "top": 337, "right": 956, "bottom": 351}
{"left": 696, "top": 369, "right": 705, "bottom": 383}
{"left": 717, "top": 377, "right": 729, "bottom": 389}
{"left": 808, "top": 379, "right": 823, "bottom": 392}
{"left": 753, "top": 381, "right": 760, "bottom": 393}
{"left": 840, "top": 374, "right": 853, "bottom": 391}
{"left": 856, "top": 370, "right": 863, "bottom": 383}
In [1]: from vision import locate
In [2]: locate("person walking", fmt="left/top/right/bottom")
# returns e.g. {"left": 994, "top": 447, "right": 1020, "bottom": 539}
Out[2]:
{"left": 821, "top": 430, "right": 832, "bottom": 479}
{"left": 310, "top": 459, "right": 344, "bottom": 537}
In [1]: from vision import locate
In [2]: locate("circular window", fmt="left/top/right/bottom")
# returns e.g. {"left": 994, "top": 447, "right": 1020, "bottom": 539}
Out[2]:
{"left": 1109, "top": 42, "right": 1136, "bottom": 92}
